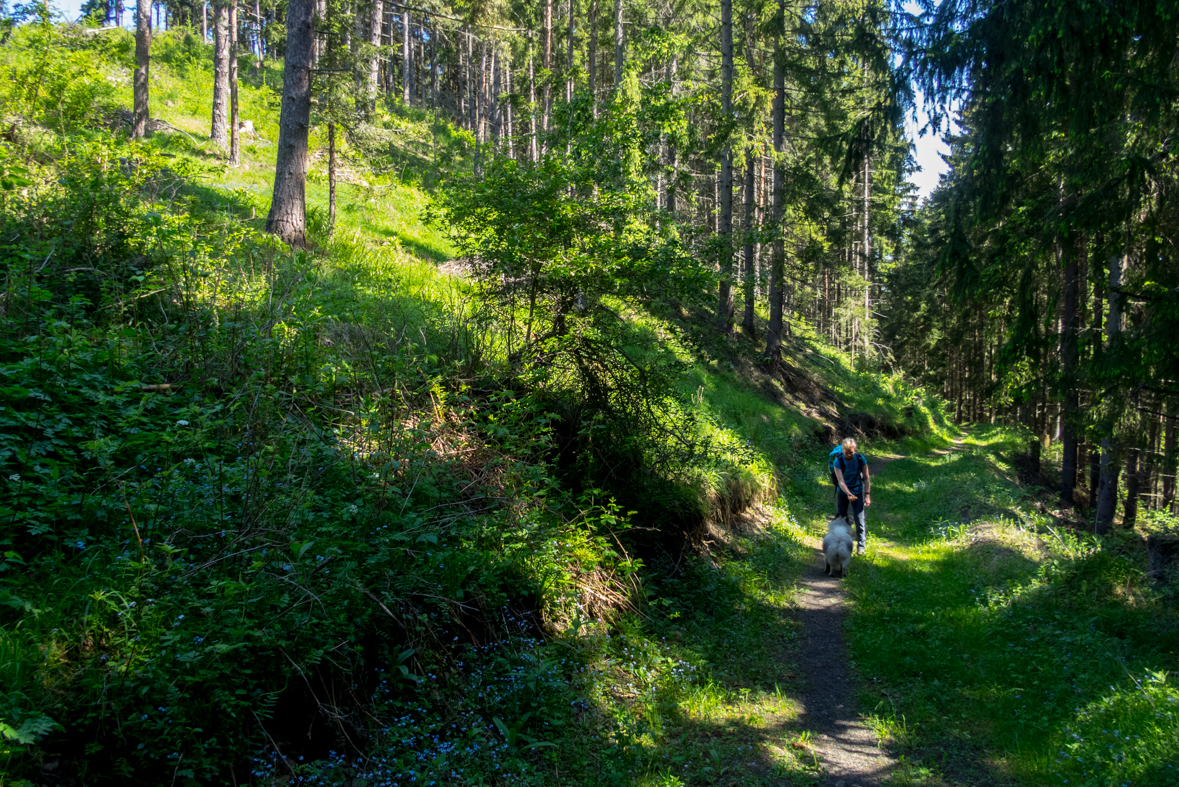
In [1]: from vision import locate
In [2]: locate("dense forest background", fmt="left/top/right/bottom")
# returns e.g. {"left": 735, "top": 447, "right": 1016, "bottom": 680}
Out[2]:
{"left": 0, "top": 0, "right": 1177, "bottom": 784}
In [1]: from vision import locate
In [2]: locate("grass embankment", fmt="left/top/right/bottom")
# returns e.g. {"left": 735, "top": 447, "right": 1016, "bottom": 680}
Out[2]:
{"left": 848, "top": 426, "right": 1179, "bottom": 787}
{"left": 0, "top": 20, "right": 954, "bottom": 787}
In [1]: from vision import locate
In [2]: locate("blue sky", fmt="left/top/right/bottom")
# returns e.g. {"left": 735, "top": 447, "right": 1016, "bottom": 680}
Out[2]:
{"left": 50, "top": 0, "right": 952, "bottom": 200}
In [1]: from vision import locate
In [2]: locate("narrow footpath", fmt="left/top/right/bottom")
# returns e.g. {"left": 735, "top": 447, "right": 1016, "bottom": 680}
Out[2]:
{"left": 790, "top": 455, "right": 905, "bottom": 786}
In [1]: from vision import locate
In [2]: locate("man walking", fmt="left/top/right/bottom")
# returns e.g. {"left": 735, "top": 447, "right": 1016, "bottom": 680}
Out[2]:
{"left": 833, "top": 437, "right": 870, "bottom": 554}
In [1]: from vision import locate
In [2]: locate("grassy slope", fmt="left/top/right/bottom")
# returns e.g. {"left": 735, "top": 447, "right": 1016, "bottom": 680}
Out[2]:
{"left": 13, "top": 23, "right": 1176, "bottom": 787}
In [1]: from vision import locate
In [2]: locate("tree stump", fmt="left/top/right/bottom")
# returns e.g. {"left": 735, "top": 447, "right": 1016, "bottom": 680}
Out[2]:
{"left": 1146, "top": 534, "right": 1179, "bottom": 584}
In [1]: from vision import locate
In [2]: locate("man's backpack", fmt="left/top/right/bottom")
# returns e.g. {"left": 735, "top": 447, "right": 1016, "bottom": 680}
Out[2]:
{"left": 827, "top": 447, "right": 865, "bottom": 488}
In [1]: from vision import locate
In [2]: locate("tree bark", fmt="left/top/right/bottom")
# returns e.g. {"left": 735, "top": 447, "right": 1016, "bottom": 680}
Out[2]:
{"left": 862, "top": 148, "right": 870, "bottom": 358}
{"left": 1164, "top": 400, "right": 1177, "bottom": 511}
{"left": 211, "top": 0, "right": 230, "bottom": 147}
{"left": 741, "top": 148, "right": 756, "bottom": 335}
{"left": 715, "top": 0, "right": 734, "bottom": 333}
{"left": 1060, "top": 241, "right": 1079, "bottom": 504}
{"left": 368, "top": 0, "right": 383, "bottom": 111}
{"left": 1124, "top": 447, "right": 1141, "bottom": 527}
{"left": 1095, "top": 253, "right": 1125, "bottom": 533}
{"left": 588, "top": 0, "right": 598, "bottom": 116}
{"left": 328, "top": 122, "right": 337, "bottom": 226}
{"left": 402, "top": 9, "right": 413, "bottom": 105}
{"left": 566, "top": 0, "right": 576, "bottom": 103}
{"left": 612, "top": 0, "right": 623, "bottom": 89}
{"left": 265, "top": 0, "right": 314, "bottom": 247}
{"left": 543, "top": 0, "right": 553, "bottom": 134}
{"left": 229, "top": 0, "right": 240, "bottom": 165}
{"left": 133, "top": 0, "right": 151, "bottom": 139}
{"left": 528, "top": 43, "right": 538, "bottom": 162}
{"left": 504, "top": 55, "right": 514, "bottom": 159}
{"left": 763, "top": 0, "right": 786, "bottom": 364}
{"left": 663, "top": 51, "right": 677, "bottom": 212}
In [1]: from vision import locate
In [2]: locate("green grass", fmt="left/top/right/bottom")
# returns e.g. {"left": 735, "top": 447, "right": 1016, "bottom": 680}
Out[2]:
{"left": 0, "top": 19, "right": 1073, "bottom": 787}
{"left": 845, "top": 425, "right": 1179, "bottom": 786}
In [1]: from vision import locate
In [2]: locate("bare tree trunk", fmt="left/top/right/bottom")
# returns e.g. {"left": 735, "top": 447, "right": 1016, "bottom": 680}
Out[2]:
{"left": 862, "top": 149, "right": 870, "bottom": 358}
{"left": 715, "top": 0, "right": 734, "bottom": 333}
{"left": 265, "top": 0, "right": 314, "bottom": 247}
{"left": 741, "top": 147, "right": 755, "bottom": 335}
{"left": 367, "top": 0, "right": 383, "bottom": 110}
{"left": 403, "top": 9, "right": 413, "bottom": 104}
{"left": 612, "top": 0, "right": 623, "bottom": 89}
{"left": 133, "top": 0, "right": 151, "bottom": 139}
{"left": 1095, "top": 253, "right": 1125, "bottom": 533}
{"left": 528, "top": 43, "right": 538, "bottom": 162}
{"left": 1145, "top": 411, "right": 1161, "bottom": 511}
{"left": 664, "top": 52, "right": 677, "bottom": 212}
{"left": 474, "top": 39, "right": 487, "bottom": 174}
{"left": 229, "top": 0, "right": 240, "bottom": 164}
{"left": 490, "top": 44, "right": 501, "bottom": 147}
{"left": 566, "top": 0, "right": 576, "bottom": 102}
{"left": 543, "top": 0, "right": 553, "bottom": 135}
{"left": 328, "top": 123, "right": 337, "bottom": 226}
{"left": 588, "top": 0, "right": 598, "bottom": 116}
{"left": 201, "top": 0, "right": 206, "bottom": 39}
{"left": 1124, "top": 446, "right": 1141, "bottom": 527}
{"left": 504, "top": 56, "right": 514, "bottom": 159}
{"left": 1061, "top": 241, "right": 1079, "bottom": 504}
{"left": 1163, "top": 400, "right": 1177, "bottom": 511}
{"left": 211, "top": 0, "right": 230, "bottom": 147}
{"left": 764, "top": 0, "right": 786, "bottom": 363}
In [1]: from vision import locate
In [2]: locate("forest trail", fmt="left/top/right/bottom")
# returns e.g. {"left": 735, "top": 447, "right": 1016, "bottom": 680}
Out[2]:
{"left": 788, "top": 452, "right": 908, "bottom": 786}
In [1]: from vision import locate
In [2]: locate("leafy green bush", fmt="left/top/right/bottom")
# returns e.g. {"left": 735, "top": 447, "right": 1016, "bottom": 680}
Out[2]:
{"left": 0, "top": 8, "right": 121, "bottom": 134}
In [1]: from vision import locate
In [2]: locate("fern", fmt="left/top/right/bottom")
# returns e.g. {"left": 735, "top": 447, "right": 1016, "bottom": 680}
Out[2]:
{"left": 0, "top": 713, "right": 56, "bottom": 745}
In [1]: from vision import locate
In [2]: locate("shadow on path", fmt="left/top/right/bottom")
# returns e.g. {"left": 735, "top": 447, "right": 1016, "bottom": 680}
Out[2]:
{"left": 790, "top": 547, "right": 898, "bottom": 786}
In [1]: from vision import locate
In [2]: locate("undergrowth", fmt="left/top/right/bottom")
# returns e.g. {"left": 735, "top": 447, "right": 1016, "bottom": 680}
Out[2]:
{"left": 0, "top": 15, "right": 953, "bottom": 787}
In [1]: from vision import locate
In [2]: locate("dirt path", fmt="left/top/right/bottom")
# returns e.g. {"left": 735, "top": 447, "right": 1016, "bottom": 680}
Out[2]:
{"left": 790, "top": 454, "right": 905, "bottom": 786}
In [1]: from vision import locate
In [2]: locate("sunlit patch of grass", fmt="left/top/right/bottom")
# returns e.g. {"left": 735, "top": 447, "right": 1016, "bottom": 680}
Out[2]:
{"left": 844, "top": 425, "right": 1179, "bottom": 785}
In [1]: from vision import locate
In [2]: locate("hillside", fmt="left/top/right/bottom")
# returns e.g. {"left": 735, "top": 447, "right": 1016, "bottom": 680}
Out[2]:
{"left": 0, "top": 23, "right": 952, "bottom": 786}
{"left": 3, "top": 16, "right": 1177, "bottom": 787}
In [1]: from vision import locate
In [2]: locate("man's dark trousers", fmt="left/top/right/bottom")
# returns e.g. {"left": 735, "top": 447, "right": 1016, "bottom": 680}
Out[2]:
{"left": 836, "top": 489, "right": 866, "bottom": 551}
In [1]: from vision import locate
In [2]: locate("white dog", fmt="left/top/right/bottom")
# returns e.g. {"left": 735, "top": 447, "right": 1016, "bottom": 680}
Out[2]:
{"left": 822, "top": 514, "right": 854, "bottom": 578}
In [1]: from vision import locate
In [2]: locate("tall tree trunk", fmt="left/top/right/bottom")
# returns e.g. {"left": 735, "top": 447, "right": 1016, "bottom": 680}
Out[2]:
{"left": 229, "top": 0, "right": 240, "bottom": 164}
{"left": 133, "top": 0, "right": 151, "bottom": 139}
{"left": 763, "top": 0, "right": 786, "bottom": 364}
{"left": 566, "top": 0, "right": 576, "bottom": 103}
{"left": 402, "top": 9, "right": 413, "bottom": 105}
{"left": 862, "top": 148, "right": 870, "bottom": 358}
{"left": 211, "top": 0, "right": 230, "bottom": 147}
{"left": 1163, "top": 400, "right": 1177, "bottom": 511}
{"left": 543, "top": 0, "right": 553, "bottom": 135}
{"left": 504, "top": 56, "right": 514, "bottom": 159}
{"left": 265, "top": 0, "right": 314, "bottom": 247}
{"left": 612, "top": 0, "right": 623, "bottom": 89}
{"left": 367, "top": 0, "right": 383, "bottom": 111}
{"left": 1095, "top": 253, "right": 1125, "bottom": 533}
{"left": 1145, "top": 411, "right": 1161, "bottom": 511}
{"left": 328, "top": 122, "right": 337, "bottom": 226}
{"left": 664, "top": 52, "right": 677, "bottom": 212}
{"left": 741, "top": 148, "right": 756, "bottom": 335}
{"left": 528, "top": 43, "right": 538, "bottom": 162}
{"left": 201, "top": 0, "right": 206, "bottom": 39}
{"left": 715, "top": 0, "right": 734, "bottom": 333}
{"left": 1061, "top": 242, "right": 1079, "bottom": 503}
{"left": 588, "top": 0, "right": 598, "bottom": 116}
{"left": 490, "top": 45, "right": 501, "bottom": 147}
{"left": 1124, "top": 446, "right": 1141, "bottom": 527}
